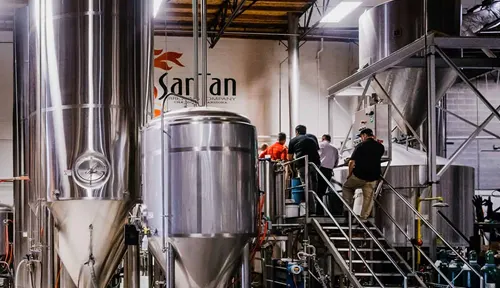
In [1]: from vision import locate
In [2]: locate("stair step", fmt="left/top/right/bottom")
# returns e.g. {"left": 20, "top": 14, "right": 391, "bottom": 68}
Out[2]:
{"left": 354, "top": 272, "right": 404, "bottom": 277}
{"left": 338, "top": 248, "right": 395, "bottom": 252}
{"left": 323, "top": 226, "right": 378, "bottom": 230}
{"left": 330, "top": 237, "right": 386, "bottom": 241}
{"left": 346, "top": 260, "right": 392, "bottom": 264}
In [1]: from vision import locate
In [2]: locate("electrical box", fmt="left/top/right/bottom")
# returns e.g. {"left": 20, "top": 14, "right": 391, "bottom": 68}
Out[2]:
{"left": 352, "top": 104, "right": 391, "bottom": 159}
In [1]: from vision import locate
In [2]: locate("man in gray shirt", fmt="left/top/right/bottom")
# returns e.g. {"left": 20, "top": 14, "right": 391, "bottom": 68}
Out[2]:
{"left": 317, "top": 134, "right": 339, "bottom": 215}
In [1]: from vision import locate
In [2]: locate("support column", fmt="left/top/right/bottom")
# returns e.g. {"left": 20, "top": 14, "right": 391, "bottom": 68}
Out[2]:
{"left": 241, "top": 243, "right": 250, "bottom": 288}
{"left": 124, "top": 246, "right": 140, "bottom": 288}
{"left": 288, "top": 13, "right": 300, "bottom": 136}
{"left": 427, "top": 45, "right": 438, "bottom": 261}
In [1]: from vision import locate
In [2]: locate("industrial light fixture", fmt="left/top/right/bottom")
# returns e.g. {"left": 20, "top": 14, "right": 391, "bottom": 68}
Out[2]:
{"left": 153, "top": 0, "right": 164, "bottom": 17}
{"left": 320, "top": 1, "right": 362, "bottom": 23}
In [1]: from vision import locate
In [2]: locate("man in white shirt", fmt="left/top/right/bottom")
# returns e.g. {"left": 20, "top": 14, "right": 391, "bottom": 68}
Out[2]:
{"left": 317, "top": 134, "right": 339, "bottom": 215}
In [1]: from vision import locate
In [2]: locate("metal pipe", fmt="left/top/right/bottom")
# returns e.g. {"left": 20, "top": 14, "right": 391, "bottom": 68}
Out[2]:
{"left": 288, "top": 13, "right": 300, "bottom": 137}
{"left": 144, "top": 1, "right": 155, "bottom": 123}
{"left": 374, "top": 160, "right": 391, "bottom": 198}
{"left": 436, "top": 210, "right": 471, "bottom": 246}
{"left": 348, "top": 213, "right": 352, "bottom": 272}
{"left": 372, "top": 76, "right": 427, "bottom": 151}
{"left": 437, "top": 103, "right": 500, "bottom": 178}
{"left": 45, "top": 208, "right": 54, "bottom": 288}
{"left": 317, "top": 38, "right": 324, "bottom": 131}
{"left": 304, "top": 155, "right": 309, "bottom": 241}
{"left": 426, "top": 45, "right": 438, "bottom": 261}
{"left": 241, "top": 243, "right": 250, "bottom": 288}
{"left": 154, "top": 29, "right": 359, "bottom": 39}
{"left": 13, "top": 6, "right": 30, "bottom": 270}
{"left": 124, "top": 246, "right": 140, "bottom": 288}
{"left": 193, "top": 0, "right": 199, "bottom": 103}
{"left": 382, "top": 178, "right": 484, "bottom": 285}
{"left": 436, "top": 106, "right": 500, "bottom": 140}
{"left": 201, "top": 0, "right": 208, "bottom": 106}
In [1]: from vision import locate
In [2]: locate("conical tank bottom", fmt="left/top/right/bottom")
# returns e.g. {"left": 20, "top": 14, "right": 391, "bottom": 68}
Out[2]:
{"left": 149, "top": 236, "right": 248, "bottom": 288}
{"left": 50, "top": 200, "right": 132, "bottom": 288}
{"left": 373, "top": 68, "right": 457, "bottom": 134}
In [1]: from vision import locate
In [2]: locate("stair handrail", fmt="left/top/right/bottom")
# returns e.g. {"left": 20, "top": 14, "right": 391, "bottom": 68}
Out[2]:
{"left": 310, "top": 191, "right": 385, "bottom": 287}
{"left": 381, "top": 177, "right": 484, "bottom": 288}
{"left": 375, "top": 198, "right": 452, "bottom": 287}
{"left": 310, "top": 163, "right": 408, "bottom": 287}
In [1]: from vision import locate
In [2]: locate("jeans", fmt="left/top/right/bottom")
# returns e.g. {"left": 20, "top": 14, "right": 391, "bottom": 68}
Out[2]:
{"left": 342, "top": 175, "right": 377, "bottom": 219}
{"left": 317, "top": 167, "right": 333, "bottom": 216}
{"left": 298, "top": 166, "right": 318, "bottom": 215}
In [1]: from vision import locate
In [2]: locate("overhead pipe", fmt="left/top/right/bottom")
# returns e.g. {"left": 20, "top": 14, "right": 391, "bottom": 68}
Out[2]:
{"left": 288, "top": 13, "right": 300, "bottom": 137}
{"left": 316, "top": 38, "right": 324, "bottom": 133}
{"left": 201, "top": 0, "right": 208, "bottom": 106}
{"left": 193, "top": 0, "right": 199, "bottom": 103}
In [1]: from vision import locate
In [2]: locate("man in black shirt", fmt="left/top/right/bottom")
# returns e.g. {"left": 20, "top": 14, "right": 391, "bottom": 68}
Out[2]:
{"left": 342, "top": 128, "right": 385, "bottom": 220}
{"left": 288, "top": 125, "right": 320, "bottom": 214}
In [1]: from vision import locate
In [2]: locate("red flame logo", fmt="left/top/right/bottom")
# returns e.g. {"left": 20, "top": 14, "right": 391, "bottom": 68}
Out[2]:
{"left": 153, "top": 49, "right": 185, "bottom": 117}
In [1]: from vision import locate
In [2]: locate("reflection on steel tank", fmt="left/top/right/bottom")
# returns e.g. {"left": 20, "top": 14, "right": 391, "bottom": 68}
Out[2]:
{"left": 142, "top": 107, "right": 258, "bottom": 288}
{"left": 334, "top": 144, "right": 474, "bottom": 247}
{"left": 359, "top": 0, "right": 460, "bottom": 134}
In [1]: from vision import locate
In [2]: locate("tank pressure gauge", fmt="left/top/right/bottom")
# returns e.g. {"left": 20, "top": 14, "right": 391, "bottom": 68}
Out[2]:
{"left": 73, "top": 153, "right": 111, "bottom": 188}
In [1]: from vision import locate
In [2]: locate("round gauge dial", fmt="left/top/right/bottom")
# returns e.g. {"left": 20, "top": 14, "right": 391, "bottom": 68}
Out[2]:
{"left": 73, "top": 154, "right": 110, "bottom": 188}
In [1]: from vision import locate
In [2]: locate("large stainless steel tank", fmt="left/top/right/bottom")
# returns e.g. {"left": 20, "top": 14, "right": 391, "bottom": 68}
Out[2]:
{"left": 142, "top": 107, "right": 258, "bottom": 288}
{"left": 27, "top": 0, "right": 151, "bottom": 286}
{"left": 359, "top": 0, "right": 461, "bottom": 134}
{"left": 334, "top": 144, "right": 474, "bottom": 247}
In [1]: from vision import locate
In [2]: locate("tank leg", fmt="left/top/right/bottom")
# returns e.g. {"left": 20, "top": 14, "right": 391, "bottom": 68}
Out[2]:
{"left": 241, "top": 243, "right": 250, "bottom": 288}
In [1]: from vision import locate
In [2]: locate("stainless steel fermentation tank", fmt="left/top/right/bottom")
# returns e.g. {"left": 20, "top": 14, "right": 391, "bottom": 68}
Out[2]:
{"left": 359, "top": 0, "right": 461, "bottom": 134}
{"left": 334, "top": 144, "right": 474, "bottom": 247}
{"left": 258, "top": 160, "right": 285, "bottom": 225}
{"left": 142, "top": 107, "right": 258, "bottom": 288}
{"left": 25, "top": 0, "right": 151, "bottom": 287}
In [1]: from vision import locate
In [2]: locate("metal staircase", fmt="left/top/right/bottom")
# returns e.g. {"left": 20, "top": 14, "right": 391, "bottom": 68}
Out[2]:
{"left": 308, "top": 163, "right": 483, "bottom": 288}
{"left": 310, "top": 191, "right": 425, "bottom": 288}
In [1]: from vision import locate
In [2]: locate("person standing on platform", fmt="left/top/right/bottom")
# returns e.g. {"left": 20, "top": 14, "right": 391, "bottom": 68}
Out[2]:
{"left": 317, "top": 134, "right": 339, "bottom": 216}
{"left": 342, "top": 128, "right": 384, "bottom": 221}
{"left": 288, "top": 125, "right": 320, "bottom": 214}
{"left": 259, "top": 133, "right": 288, "bottom": 161}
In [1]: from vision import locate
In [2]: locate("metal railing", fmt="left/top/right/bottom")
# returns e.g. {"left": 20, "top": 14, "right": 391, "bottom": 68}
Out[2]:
{"left": 381, "top": 178, "right": 484, "bottom": 288}
{"left": 309, "top": 163, "right": 408, "bottom": 288}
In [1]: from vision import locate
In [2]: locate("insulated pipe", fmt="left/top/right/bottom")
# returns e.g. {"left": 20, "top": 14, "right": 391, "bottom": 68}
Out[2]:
{"left": 288, "top": 13, "right": 300, "bottom": 137}
{"left": 201, "top": 0, "right": 208, "bottom": 106}
{"left": 193, "top": 0, "right": 199, "bottom": 103}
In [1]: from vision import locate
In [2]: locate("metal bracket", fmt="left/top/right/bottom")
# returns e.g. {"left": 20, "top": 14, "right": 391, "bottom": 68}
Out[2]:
{"left": 207, "top": 0, "right": 258, "bottom": 48}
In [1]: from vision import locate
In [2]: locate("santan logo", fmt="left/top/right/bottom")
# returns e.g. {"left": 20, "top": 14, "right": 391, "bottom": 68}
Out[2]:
{"left": 153, "top": 49, "right": 237, "bottom": 112}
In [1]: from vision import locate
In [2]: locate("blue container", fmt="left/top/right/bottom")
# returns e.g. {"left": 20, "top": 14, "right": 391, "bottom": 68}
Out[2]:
{"left": 291, "top": 178, "right": 304, "bottom": 203}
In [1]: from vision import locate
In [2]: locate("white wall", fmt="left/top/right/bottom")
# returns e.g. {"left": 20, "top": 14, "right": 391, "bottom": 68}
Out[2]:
{"left": 153, "top": 36, "right": 358, "bottom": 138}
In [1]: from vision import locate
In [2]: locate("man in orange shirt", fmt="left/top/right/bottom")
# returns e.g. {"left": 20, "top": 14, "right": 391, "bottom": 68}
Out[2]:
{"left": 259, "top": 133, "right": 288, "bottom": 161}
